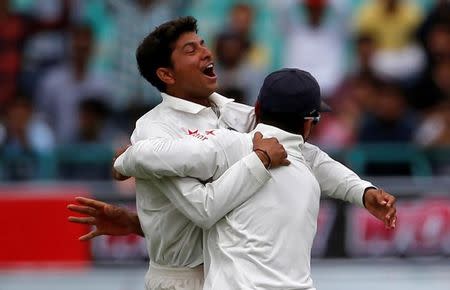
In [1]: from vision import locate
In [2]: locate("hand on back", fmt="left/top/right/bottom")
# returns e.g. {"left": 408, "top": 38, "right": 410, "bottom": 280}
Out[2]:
{"left": 252, "top": 131, "right": 290, "bottom": 169}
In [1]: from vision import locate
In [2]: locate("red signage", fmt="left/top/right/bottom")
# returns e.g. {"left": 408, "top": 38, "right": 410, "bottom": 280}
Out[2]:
{"left": 0, "top": 188, "right": 91, "bottom": 267}
{"left": 346, "top": 198, "right": 450, "bottom": 256}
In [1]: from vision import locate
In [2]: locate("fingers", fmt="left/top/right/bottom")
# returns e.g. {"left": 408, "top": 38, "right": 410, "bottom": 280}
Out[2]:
{"left": 282, "top": 146, "right": 288, "bottom": 159}
{"left": 385, "top": 206, "right": 397, "bottom": 226}
{"left": 79, "top": 230, "right": 100, "bottom": 241}
{"left": 253, "top": 131, "right": 263, "bottom": 142}
{"left": 114, "top": 144, "right": 131, "bottom": 158}
{"left": 68, "top": 216, "right": 96, "bottom": 225}
{"left": 376, "top": 189, "right": 387, "bottom": 206}
{"left": 281, "top": 159, "right": 291, "bottom": 166}
{"left": 384, "top": 192, "right": 396, "bottom": 208}
{"left": 67, "top": 204, "right": 97, "bottom": 216}
{"left": 74, "top": 197, "right": 106, "bottom": 210}
{"left": 390, "top": 216, "right": 397, "bottom": 228}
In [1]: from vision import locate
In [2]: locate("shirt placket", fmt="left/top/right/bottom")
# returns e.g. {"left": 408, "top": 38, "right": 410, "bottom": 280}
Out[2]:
{"left": 198, "top": 108, "right": 220, "bottom": 129}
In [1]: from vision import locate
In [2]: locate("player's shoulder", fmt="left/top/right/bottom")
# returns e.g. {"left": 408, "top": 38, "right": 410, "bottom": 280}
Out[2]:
{"left": 133, "top": 105, "right": 176, "bottom": 140}
{"left": 301, "top": 142, "right": 331, "bottom": 163}
{"left": 135, "top": 102, "right": 173, "bottom": 127}
{"left": 224, "top": 100, "right": 255, "bottom": 114}
{"left": 221, "top": 101, "right": 256, "bottom": 132}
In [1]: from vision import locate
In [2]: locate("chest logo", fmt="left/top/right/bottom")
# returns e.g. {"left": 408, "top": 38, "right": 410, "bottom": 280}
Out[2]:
{"left": 186, "top": 129, "right": 210, "bottom": 140}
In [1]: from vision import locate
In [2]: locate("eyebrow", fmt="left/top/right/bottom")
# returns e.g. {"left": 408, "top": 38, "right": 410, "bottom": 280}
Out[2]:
{"left": 181, "top": 39, "right": 204, "bottom": 50}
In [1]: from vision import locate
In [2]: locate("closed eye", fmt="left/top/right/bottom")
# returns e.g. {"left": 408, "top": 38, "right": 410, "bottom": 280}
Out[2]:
{"left": 184, "top": 44, "right": 196, "bottom": 54}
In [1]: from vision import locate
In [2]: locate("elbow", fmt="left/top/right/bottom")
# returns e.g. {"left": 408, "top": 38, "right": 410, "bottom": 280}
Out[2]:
{"left": 191, "top": 216, "right": 216, "bottom": 230}
{"left": 188, "top": 208, "right": 219, "bottom": 230}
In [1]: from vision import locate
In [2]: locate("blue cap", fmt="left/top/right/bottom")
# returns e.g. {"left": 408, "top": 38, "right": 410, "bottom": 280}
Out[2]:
{"left": 258, "top": 68, "right": 331, "bottom": 116}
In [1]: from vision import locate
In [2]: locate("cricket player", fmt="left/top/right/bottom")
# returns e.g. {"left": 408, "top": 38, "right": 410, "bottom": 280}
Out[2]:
{"left": 111, "top": 68, "right": 392, "bottom": 289}
{"left": 68, "top": 16, "right": 397, "bottom": 290}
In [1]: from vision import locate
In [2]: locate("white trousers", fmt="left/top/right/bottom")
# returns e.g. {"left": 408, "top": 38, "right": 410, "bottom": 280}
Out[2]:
{"left": 145, "top": 262, "right": 204, "bottom": 290}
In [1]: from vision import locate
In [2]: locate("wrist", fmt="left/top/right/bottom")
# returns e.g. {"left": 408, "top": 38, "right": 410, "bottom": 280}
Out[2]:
{"left": 254, "top": 149, "right": 272, "bottom": 169}
{"left": 363, "top": 186, "right": 377, "bottom": 208}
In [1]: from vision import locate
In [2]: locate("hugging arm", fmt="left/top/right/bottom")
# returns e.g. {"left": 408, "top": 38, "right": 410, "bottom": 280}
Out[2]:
{"left": 302, "top": 143, "right": 397, "bottom": 228}
{"left": 116, "top": 126, "right": 287, "bottom": 229}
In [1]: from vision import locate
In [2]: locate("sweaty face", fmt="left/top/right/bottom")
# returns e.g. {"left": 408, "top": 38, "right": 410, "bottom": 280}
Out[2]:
{"left": 169, "top": 32, "right": 217, "bottom": 100}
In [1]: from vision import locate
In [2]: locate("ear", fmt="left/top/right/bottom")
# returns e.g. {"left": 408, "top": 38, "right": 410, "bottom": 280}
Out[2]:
{"left": 156, "top": 68, "right": 175, "bottom": 86}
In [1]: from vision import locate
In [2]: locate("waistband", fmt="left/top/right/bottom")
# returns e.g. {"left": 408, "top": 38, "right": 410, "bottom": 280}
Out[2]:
{"left": 149, "top": 262, "right": 204, "bottom": 279}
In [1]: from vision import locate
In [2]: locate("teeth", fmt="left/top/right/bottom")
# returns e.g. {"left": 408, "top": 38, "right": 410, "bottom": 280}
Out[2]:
{"left": 206, "top": 64, "right": 213, "bottom": 69}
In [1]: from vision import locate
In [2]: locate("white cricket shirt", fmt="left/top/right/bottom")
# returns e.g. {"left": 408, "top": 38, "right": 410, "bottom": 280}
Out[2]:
{"left": 203, "top": 124, "right": 320, "bottom": 289}
{"left": 122, "top": 92, "right": 271, "bottom": 268}
{"left": 116, "top": 122, "right": 374, "bottom": 289}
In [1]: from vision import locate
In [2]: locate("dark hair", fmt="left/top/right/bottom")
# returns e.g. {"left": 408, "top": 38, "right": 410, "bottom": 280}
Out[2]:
{"left": 136, "top": 16, "right": 198, "bottom": 92}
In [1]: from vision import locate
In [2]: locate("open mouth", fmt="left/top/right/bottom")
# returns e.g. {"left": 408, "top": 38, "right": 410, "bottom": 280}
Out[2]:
{"left": 202, "top": 63, "right": 216, "bottom": 78}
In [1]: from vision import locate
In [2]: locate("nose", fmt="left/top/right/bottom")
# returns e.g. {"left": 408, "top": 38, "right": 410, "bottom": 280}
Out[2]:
{"left": 201, "top": 46, "right": 212, "bottom": 60}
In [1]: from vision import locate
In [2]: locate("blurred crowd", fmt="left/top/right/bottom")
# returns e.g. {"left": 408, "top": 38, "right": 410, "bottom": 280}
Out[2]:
{"left": 0, "top": 0, "right": 449, "bottom": 180}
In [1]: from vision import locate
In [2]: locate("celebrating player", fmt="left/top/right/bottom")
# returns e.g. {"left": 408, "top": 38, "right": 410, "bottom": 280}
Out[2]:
{"left": 68, "top": 16, "right": 396, "bottom": 290}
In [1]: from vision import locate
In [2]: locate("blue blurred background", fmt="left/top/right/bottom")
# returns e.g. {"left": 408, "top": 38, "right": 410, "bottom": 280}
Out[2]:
{"left": 0, "top": 0, "right": 449, "bottom": 289}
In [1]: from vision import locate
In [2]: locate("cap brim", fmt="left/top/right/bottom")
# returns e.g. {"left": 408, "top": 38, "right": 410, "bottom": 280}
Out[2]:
{"left": 319, "top": 101, "right": 332, "bottom": 112}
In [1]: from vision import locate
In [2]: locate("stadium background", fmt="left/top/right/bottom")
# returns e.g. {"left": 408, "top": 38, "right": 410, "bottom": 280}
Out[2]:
{"left": 0, "top": 0, "right": 449, "bottom": 289}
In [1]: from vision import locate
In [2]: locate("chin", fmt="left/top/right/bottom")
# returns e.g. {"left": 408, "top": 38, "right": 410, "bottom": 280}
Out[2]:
{"left": 206, "top": 83, "right": 218, "bottom": 95}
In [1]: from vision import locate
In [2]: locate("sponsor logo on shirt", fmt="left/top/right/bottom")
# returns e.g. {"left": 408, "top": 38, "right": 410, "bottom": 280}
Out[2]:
{"left": 186, "top": 129, "right": 215, "bottom": 140}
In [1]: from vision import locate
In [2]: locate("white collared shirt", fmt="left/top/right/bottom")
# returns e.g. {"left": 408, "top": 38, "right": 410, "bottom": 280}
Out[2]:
{"left": 115, "top": 92, "right": 373, "bottom": 272}
{"left": 116, "top": 121, "right": 374, "bottom": 289}
{"left": 123, "top": 92, "right": 271, "bottom": 267}
{"left": 203, "top": 124, "right": 320, "bottom": 289}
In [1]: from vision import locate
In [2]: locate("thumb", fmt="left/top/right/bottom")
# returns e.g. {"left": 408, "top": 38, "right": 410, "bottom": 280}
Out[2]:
{"left": 253, "top": 131, "right": 263, "bottom": 142}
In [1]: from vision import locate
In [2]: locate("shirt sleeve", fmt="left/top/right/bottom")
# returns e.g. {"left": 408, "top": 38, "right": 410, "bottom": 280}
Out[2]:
{"left": 114, "top": 129, "right": 254, "bottom": 181}
{"left": 302, "top": 142, "right": 375, "bottom": 208}
{"left": 147, "top": 152, "right": 270, "bottom": 229}
{"left": 122, "top": 121, "right": 270, "bottom": 229}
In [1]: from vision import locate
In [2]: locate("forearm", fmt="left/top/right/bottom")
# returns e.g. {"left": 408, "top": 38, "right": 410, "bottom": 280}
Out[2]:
{"left": 126, "top": 123, "right": 270, "bottom": 229}
{"left": 115, "top": 131, "right": 252, "bottom": 181}
{"left": 303, "top": 143, "right": 374, "bottom": 207}
{"left": 152, "top": 152, "right": 271, "bottom": 229}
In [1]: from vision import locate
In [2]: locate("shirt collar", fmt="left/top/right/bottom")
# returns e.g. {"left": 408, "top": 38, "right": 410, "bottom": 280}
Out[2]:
{"left": 161, "top": 92, "right": 234, "bottom": 115}
{"left": 252, "top": 123, "right": 305, "bottom": 155}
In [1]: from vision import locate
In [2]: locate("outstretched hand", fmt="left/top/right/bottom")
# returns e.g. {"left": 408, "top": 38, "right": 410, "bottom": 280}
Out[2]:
{"left": 67, "top": 197, "right": 143, "bottom": 241}
{"left": 363, "top": 188, "right": 397, "bottom": 229}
